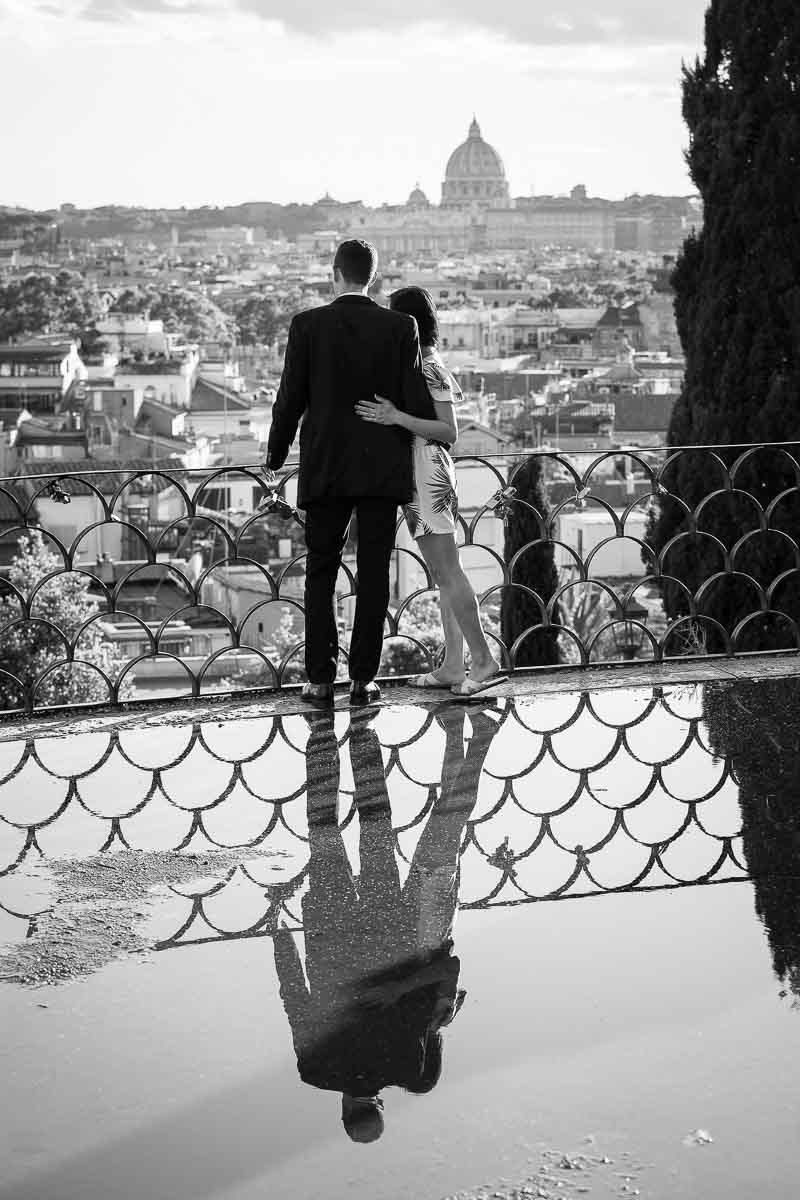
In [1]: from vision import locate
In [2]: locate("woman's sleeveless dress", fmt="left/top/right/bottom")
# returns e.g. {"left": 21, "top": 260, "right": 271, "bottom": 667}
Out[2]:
{"left": 402, "top": 352, "right": 463, "bottom": 540}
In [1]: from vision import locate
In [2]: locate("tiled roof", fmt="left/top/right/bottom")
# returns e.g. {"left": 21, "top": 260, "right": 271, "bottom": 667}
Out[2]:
{"left": 555, "top": 308, "right": 605, "bottom": 328}
{"left": 456, "top": 419, "right": 509, "bottom": 442}
{"left": 613, "top": 392, "right": 676, "bottom": 433}
{"left": 16, "top": 423, "right": 88, "bottom": 447}
{"left": 0, "top": 481, "right": 28, "bottom": 524}
{"left": 191, "top": 378, "right": 251, "bottom": 412}
{"left": 497, "top": 310, "right": 559, "bottom": 327}
{"left": 120, "top": 430, "right": 188, "bottom": 454}
{"left": 139, "top": 396, "right": 180, "bottom": 416}
{"left": 0, "top": 340, "right": 74, "bottom": 363}
{"left": 597, "top": 304, "right": 642, "bottom": 328}
{"left": 0, "top": 377, "right": 66, "bottom": 391}
{"left": 600, "top": 361, "right": 643, "bottom": 383}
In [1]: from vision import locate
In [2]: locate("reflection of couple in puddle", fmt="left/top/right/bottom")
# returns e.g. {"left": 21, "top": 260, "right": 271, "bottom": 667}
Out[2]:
{"left": 273, "top": 703, "right": 502, "bottom": 1143}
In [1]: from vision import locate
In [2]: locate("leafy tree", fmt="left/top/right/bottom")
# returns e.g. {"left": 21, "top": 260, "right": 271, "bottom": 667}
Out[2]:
{"left": 705, "top": 678, "right": 800, "bottom": 1007}
{"left": 78, "top": 326, "right": 110, "bottom": 359}
{"left": 501, "top": 457, "right": 560, "bottom": 665}
{"left": 114, "top": 288, "right": 147, "bottom": 315}
{"left": 112, "top": 285, "right": 234, "bottom": 344}
{"left": 260, "top": 606, "right": 308, "bottom": 684}
{"left": 381, "top": 595, "right": 446, "bottom": 677}
{"left": 0, "top": 532, "right": 128, "bottom": 710}
{"left": 548, "top": 288, "right": 586, "bottom": 308}
{"left": 230, "top": 295, "right": 291, "bottom": 347}
{"left": 0, "top": 271, "right": 103, "bottom": 340}
{"left": 154, "top": 288, "right": 234, "bottom": 343}
{"left": 263, "top": 597, "right": 453, "bottom": 682}
{"left": 382, "top": 593, "right": 503, "bottom": 678}
{"left": 557, "top": 584, "right": 612, "bottom": 665}
{"left": 646, "top": 1, "right": 800, "bottom": 651}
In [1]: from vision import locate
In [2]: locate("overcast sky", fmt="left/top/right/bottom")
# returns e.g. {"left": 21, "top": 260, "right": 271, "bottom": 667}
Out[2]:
{"left": 1, "top": 0, "right": 709, "bottom": 209}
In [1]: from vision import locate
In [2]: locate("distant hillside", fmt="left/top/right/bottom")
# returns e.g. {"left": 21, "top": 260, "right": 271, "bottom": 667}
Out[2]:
{"left": 12, "top": 202, "right": 339, "bottom": 240}
{"left": 0, "top": 207, "right": 59, "bottom": 249}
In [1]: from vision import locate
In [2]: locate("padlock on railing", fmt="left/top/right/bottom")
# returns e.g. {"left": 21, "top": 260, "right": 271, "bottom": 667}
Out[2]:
{"left": 488, "top": 835, "right": 516, "bottom": 876}
{"left": 46, "top": 480, "right": 71, "bottom": 505}
{"left": 489, "top": 485, "right": 517, "bottom": 520}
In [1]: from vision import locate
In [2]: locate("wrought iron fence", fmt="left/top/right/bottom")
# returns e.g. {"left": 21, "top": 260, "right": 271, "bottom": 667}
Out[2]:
{"left": 0, "top": 686, "right": 750, "bottom": 983}
{"left": 0, "top": 440, "right": 799, "bottom": 713}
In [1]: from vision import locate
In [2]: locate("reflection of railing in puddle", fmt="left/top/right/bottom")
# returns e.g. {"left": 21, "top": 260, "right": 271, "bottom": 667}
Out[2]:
{"left": 0, "top": 684, "right": 750, "bottom": 958}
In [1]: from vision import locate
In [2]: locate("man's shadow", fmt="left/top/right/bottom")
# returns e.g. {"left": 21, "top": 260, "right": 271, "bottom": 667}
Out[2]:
{"left": 273, "top": 702, "right": 503, "bottom": 1143}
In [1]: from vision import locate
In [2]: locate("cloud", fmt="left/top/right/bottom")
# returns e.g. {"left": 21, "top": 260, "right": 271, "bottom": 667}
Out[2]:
{"left": 74, "top": 0, "right": 706, "bottom": 46}
{"left": 82, "top": 0, "right": 216, "bottom": 19}
{"left": 236, "top": 0, "right": 704, "bottom": 46}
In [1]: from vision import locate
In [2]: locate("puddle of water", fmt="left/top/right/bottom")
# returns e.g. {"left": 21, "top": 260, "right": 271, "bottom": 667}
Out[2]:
{"left": 1, "top": 676, "right": 799, "bottom": 1198}
{"left": 1, "top": 885, "right": 798, "bottom": 1200}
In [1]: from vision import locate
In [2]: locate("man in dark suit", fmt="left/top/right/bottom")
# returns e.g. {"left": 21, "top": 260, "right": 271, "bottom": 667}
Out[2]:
{"left": 265, "top": 239, "right": 432, "bottom": 705}
{"left": 272, "top": 703, "right": 500, "bottom": 1142}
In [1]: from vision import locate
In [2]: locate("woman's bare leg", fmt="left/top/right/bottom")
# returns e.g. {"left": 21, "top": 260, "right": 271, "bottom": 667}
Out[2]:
{"left": 438, "top": 591, "right": 465, "bottom": 681}
{"left": 418, "top": 533, "right": 500, "bottom": 682}
{"left": 413, "top": 539, "right": 465, "bottom": 685}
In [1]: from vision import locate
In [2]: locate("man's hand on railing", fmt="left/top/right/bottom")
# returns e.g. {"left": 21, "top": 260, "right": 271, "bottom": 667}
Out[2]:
{"left": 259, "top": 470, "right": 295, "bottom": 519}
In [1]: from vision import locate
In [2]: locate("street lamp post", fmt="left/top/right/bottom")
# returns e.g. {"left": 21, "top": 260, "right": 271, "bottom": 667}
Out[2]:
{"left": 612, "top": 597, "right": 649, "bottom": 661}
{"left": 222, "top": 363, "right": 229, "bottom": 467}
{"left": 554, "top": 388, "right": 571, "bottom": 449}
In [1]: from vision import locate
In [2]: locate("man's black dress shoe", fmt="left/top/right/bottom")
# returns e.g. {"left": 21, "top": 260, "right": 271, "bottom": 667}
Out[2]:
{"left": 301, "top": 682, "right": 334, "bottom": 705}
{"left": 349, "top": 680, "right": 381, "bottom": 706}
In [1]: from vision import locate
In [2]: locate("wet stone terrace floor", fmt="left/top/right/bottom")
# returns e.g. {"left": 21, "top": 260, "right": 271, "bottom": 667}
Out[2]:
{"left": 1, "top": 658, "right": 800, "bottom": 1200}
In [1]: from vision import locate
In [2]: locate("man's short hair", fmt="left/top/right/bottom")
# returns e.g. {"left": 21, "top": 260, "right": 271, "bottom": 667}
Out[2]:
{"left": 333, "top": 239, "right": 378, "bottom": 287}
{"left": 341, "top": 1095, "right": 385, "bottom": 1143}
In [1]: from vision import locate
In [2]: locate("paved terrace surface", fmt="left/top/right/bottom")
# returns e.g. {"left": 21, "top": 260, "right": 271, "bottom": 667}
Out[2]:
{"left": 2, "top": 652, "right": 798, "bottom": 741}
{"left": 1, "top": 655, "right": 800, "bottom": 1200}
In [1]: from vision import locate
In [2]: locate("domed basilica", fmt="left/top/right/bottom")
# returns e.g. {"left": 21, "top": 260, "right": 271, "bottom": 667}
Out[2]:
{"left": 441, "top": 116, "right": 510, "bottom": 210}
{"left": 347, "top": 117, "right": 618, "bottom": 256}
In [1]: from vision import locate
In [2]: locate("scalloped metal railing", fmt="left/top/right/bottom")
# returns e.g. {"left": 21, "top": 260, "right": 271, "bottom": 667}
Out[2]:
{"left": 1, "top": 440, "right": 799, "bottom": 713}
{"left": 0, "top": 686, "right": 751, "bottom": 972}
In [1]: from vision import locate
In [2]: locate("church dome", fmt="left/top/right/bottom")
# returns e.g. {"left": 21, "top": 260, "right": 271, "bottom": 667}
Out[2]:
{"left": 406, "top": 184, "right": 430, "bottom": 208}
{"left": 445, "top": 117, "right": 506, "bottom": 181}
{"left": 441, "top": 117, "right": 510, "bottom": 209}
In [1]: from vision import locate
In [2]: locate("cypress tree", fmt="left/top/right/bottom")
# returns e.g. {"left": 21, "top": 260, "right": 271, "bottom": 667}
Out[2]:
{"left": 500, "top": 456, "right": 560, "bottom": 666}
{"left": 647, "top": 1, "right": 800, "bottom": 651}
{"left": 705, "top": 678, "right": 800, "bottom": 1002}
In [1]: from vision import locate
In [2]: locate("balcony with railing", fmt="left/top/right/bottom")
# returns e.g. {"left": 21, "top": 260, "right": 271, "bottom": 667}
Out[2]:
{"left": 0, "top": 441, "right": 798, "bottom": 712}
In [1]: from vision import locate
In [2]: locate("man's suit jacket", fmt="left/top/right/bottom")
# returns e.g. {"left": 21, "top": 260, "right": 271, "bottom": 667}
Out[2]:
{"left": 266, "top": 294, "right": 434, "bottom": 508}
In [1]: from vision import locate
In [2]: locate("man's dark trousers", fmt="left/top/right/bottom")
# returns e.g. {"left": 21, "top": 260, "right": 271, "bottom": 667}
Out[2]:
{"left": 304, "top": 497, "right": 397, "bottom": 685}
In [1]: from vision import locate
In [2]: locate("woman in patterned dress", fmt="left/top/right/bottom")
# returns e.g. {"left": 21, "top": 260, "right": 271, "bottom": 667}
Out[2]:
{"left": 355, "top": 287, "right": 504, "bottom": 697}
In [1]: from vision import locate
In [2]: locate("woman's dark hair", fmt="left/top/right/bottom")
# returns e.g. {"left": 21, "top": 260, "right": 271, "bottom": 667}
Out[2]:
{"left": 389, "top": 286, "right": 439, "bottom": 349}
{"left": 403, "top": 1032, "right": 443, "bottom": 1095}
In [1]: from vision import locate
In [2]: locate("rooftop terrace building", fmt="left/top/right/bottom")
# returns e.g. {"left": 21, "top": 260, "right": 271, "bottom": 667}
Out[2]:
{"left": 0, "top": 337, "right": 86, "bottom": 424}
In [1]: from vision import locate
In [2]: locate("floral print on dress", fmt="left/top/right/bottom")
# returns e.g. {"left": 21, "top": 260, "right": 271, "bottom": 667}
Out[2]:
{"left": 403, "top": 354, "right": 461, "bottom": 540}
